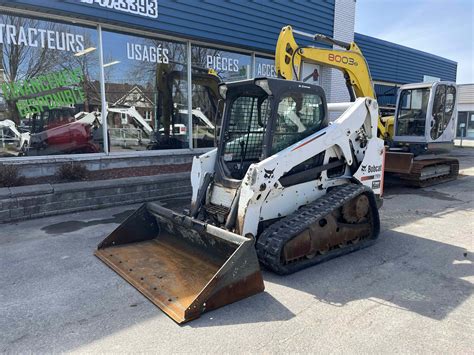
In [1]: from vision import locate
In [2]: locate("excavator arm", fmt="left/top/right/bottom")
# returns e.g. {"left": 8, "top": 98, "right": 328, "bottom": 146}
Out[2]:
{"left": 275, "top": 26, "right": 388, "bottom": 137}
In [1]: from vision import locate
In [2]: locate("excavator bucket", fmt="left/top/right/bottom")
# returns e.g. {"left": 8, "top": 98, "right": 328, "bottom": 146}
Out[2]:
{"left": 95, "top": 203, "right": 264, "bottom": 324}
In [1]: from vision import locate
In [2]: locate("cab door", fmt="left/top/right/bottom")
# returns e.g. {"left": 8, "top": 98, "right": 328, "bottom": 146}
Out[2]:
{"left": 428, "top": 83, "right": 457, "bottom": 143}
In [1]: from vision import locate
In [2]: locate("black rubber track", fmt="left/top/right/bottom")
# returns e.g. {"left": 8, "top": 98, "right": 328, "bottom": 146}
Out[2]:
{"left": 401, "top": 158, "right": 459, "bottom": 188}
{"left": 255, "top": 184, "right": 380, "bottom": 275}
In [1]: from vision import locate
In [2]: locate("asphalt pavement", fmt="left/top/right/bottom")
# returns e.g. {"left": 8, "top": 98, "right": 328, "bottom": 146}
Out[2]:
{"left": 1, "top": 148, "right": 473, "bottom": 353}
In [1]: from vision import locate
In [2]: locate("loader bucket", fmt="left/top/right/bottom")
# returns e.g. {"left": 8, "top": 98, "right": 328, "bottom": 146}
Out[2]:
{"left": 95, "top": 202, "right": 264, "bottom": 324}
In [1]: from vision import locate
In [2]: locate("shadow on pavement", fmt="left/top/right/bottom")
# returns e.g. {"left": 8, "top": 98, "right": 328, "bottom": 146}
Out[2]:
{"left": 177, "top": 229, "right": 472, "bottom": 328}
{"left": 262, "top": 230, "right": 473, "bottom": 321}
{"left": 40, "top": 195, "right": 191, "bottom": 235}
{"left": 4, "top": 229, "right": 469, "bottom": 351}
{"left": 384, "top": 172, "right": 473, "bottom": 195}
{"left": 187, "top": 292, "right": 295, "bottom": 328}
{"left": 381, "top": 174, "right": 473, "bottom": 231}
{"left": 41, "top": 210, "right": 135, "bottom": 234}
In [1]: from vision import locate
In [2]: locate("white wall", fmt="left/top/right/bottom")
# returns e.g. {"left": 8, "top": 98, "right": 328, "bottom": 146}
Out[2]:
{"left": 328, "top": 0, "right": 356, "bottom": 107}
{"left": 457, "top": 84, "right": 474, "bottom": 106}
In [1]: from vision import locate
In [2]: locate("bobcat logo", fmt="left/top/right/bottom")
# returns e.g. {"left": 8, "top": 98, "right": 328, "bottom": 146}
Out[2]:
{"left": 361, "top": 164, "right": 382, "bottom": 173}
{"left": 264, "top": 168, "right": 275, "bottom": 179}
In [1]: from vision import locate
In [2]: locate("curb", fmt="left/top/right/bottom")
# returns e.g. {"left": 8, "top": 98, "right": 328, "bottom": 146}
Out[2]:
{"left": 0, "top": 172, "right": 191, "bottom": 223}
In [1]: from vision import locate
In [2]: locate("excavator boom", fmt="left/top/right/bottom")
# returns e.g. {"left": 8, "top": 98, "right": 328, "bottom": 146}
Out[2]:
{"left": 276, "top": 26, "right": 375, "bottom": 98}
{"left": 275, "top": 26, "right": 387, "bottom": 137}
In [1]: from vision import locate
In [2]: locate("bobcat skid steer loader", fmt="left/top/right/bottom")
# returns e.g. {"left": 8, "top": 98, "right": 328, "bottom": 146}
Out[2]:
{"left": 95, "top": 78, "right": 385, "bottom": 324}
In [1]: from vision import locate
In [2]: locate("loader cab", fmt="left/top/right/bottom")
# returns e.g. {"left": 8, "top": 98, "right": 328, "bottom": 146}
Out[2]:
{"left": 393, "top": 81, "right": 457, "bottom": 154}
{"left": 216, "top": 78, "right": 328, "bottom": 185}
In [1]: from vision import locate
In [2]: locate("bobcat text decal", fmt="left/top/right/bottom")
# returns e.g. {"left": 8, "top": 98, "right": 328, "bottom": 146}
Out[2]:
{"left": 361, "top": 164, "right": 382, "bottom": 173}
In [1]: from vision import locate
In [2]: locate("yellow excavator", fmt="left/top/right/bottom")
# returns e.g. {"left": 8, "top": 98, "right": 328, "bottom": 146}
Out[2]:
{"left": 275, "top": 26, "right": 459, "bottom": 187}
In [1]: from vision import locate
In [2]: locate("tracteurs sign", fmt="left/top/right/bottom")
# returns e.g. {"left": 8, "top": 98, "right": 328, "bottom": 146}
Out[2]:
{"left": 0, "top": 24, "right": 84, "bottom": 52}
{"left": 2, "top": 68, "right": 86, "bottom": 117}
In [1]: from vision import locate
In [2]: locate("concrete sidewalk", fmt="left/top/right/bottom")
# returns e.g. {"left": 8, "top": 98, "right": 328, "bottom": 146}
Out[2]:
{"left": 454, "top": 138, "right": 474, "bottom": 148}
{"left": 1, "top": 149, "right": 473, "bottom": 353}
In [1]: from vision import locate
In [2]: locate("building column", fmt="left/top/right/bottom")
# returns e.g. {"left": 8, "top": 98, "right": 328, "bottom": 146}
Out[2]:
{"left": 327, "top": 0, "right": 356, "bottom": 106}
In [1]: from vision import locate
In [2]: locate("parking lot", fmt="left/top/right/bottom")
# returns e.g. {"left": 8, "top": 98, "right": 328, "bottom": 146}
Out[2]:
{"left": 1, "top": 148, "right": 473, "bottom": 353}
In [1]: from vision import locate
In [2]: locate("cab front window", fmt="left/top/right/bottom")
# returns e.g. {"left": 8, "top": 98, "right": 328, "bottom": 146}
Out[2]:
{"left": 271, "top": 91, "right": 326, "bottom": 154}
{"left": 395, "top": 88, "right": 430, "bottom": 137}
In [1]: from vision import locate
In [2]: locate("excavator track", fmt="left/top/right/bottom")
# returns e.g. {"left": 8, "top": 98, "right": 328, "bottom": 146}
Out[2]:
{"left": 402, "top": 158, "right": 459, "bottom": 188}
{"left": 256, "top": 184, "right": 380, "bottom": 275}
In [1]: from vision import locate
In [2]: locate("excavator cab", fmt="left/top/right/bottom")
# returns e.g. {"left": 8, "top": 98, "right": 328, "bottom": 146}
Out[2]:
{"left": 393, "top": 81, "right": 457, "bottom": 151}
{"left": 385, "top": 81, "right": 459, "bottom": 186}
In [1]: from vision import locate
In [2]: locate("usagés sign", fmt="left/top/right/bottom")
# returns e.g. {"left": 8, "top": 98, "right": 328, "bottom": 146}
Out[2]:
{"left": 75, "top": 0, "right": 158, "bottom": 19}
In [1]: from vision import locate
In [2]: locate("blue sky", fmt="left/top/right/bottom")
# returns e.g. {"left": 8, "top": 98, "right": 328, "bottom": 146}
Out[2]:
{"left": 355, "top": 0, "right": 474, "bottom": 84}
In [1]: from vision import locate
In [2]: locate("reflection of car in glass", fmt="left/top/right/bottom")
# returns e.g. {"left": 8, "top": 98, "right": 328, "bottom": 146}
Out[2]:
{"left": 28, "top": 120, "right": 102, "bottom": 155}
{"left": 151, "top": 107, "right": 218, "bottom": 149}
{"left": 0, "top": 119, "right": 30, "bottom": 157}
{"left": 24, "top": 107, "right": 103, "bottom": 156}
{"left": 158, "top": 123, "right": 187, "bottom": 136}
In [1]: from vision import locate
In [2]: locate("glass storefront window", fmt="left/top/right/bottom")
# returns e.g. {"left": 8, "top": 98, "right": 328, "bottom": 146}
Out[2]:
{"left": 0, "top": 11, "right": 282, "bottom": 155}
{"left": 192, "top": 45, "right": 251, "bottom": 82}
{"left": 255, "top": 56, "right": 322, "bottom": 85}
{"left": 0, "top": 13, "right": 101, "bottom": 157}
{"left": 456, "top": 111, "right": 474, "bottom": 138}
{"left": 102, "top": 30, "right": 188, "bottom": 150}
{"left": 190, "top": 45, "right": 251, "bottom": 148}
{"left": 255, "top": 56, "right": 277, "bottom": 78}
{"left": 190, "top": 68, "right": 221, "bottom": 148}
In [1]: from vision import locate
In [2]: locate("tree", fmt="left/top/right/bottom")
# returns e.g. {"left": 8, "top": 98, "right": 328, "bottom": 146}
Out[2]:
{"left": 1, "top": 15, "right": 61, "bottom": 124}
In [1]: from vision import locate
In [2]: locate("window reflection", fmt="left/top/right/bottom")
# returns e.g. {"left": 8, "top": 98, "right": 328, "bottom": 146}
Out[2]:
{"left": 272, "top": 92, "right": 325, "bottom": 154}
{"left": 102, "top": 30, "right": 189, "bottom": 150}
{"left": 191, "top": 45, "right": 250, "bottom": 148}
{"left": 255, "top": 57, "right": 277, "bottom": 78}
{"left": 0, "top": 13, "right": 303, "bottom": 156}
{"left": 0, "top": 14, "right": 101, "bottom": 157}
